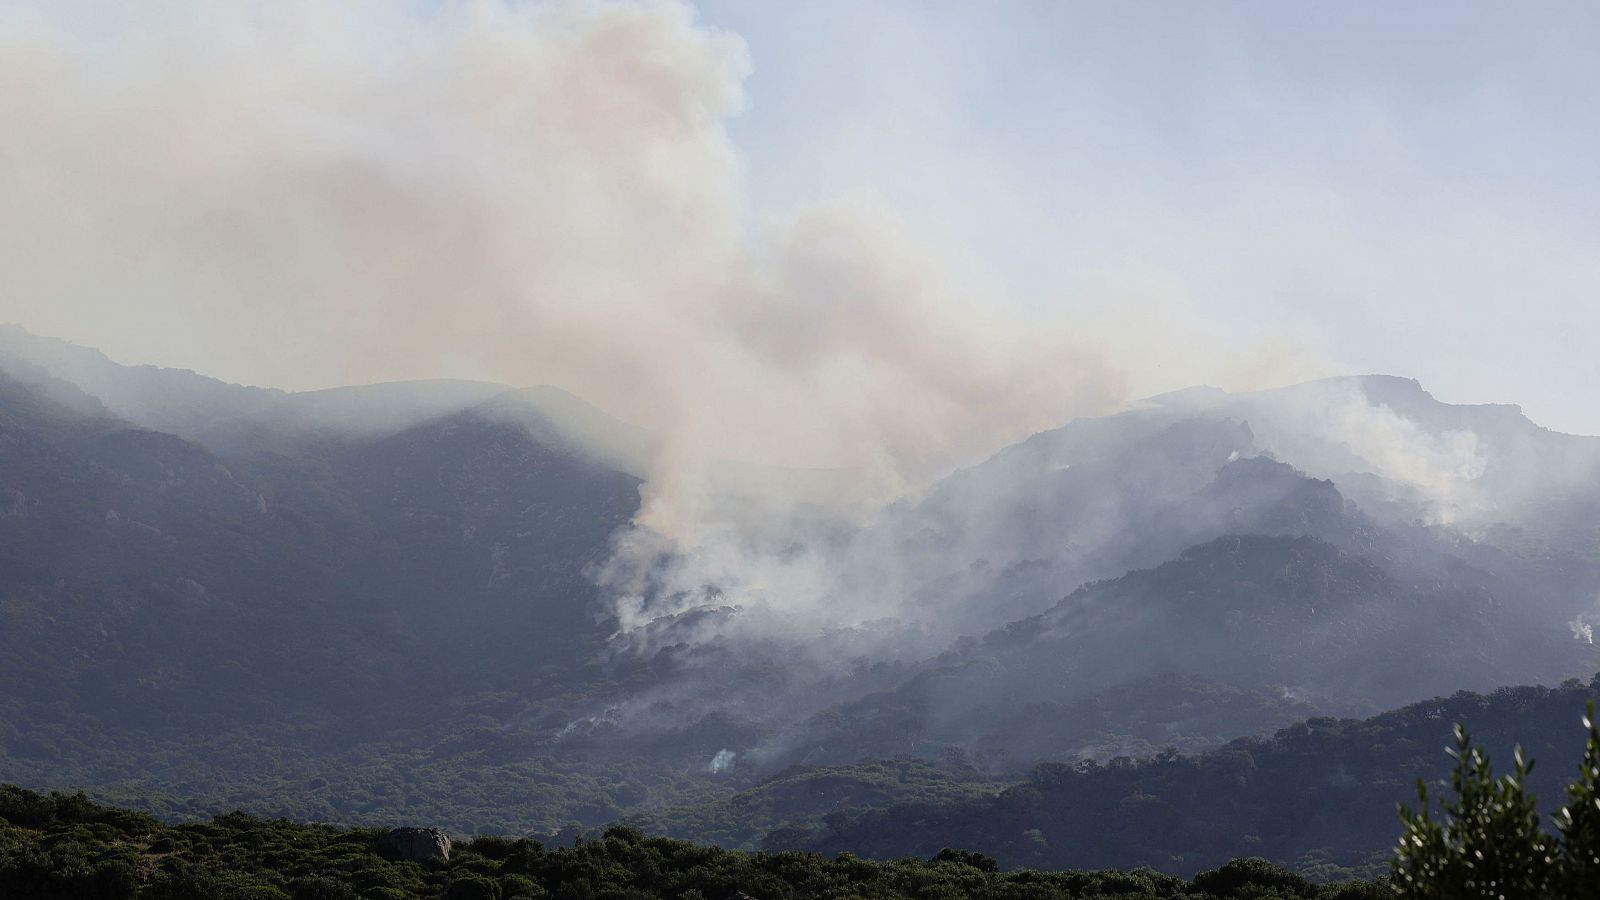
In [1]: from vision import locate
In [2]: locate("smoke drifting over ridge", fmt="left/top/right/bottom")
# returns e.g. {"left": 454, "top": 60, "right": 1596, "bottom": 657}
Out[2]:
{"left": 6, "top": 2, "right": 1600, "bottom": 780}
{"left": 0, "top": 1, "right": 1329, "bottom": 643}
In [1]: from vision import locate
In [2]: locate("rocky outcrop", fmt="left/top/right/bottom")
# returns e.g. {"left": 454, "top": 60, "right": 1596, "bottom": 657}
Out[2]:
{"left": 378, "top": 826, "right": 451, "bottom": 862}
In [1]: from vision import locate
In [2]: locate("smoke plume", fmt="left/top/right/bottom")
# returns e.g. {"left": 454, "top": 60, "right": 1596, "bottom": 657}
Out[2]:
{"left": 0, "top": 1, "right": 1340, "bottom": 652}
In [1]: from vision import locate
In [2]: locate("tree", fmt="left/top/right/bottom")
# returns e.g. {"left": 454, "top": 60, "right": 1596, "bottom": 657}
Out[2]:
{"left": 446, "top": 871, "right": 504, "bottom": 900}
{"left": 290, "top": 875, "right": 357, "bottom": 900}
{"left": 1191, "top": 857, "right": 1312, "bottom": 897}
{"left": 1393, "top": 724, "right": 1551, "bottom": 899}
{"left": 1392, "top": 704, "right": 1600, "bottom": 900}
{"left": 930, "top": 848, "right": 999, "bottom": 872}
{"left": 1554, "top": 701, "right": 1600, "bottom": 900}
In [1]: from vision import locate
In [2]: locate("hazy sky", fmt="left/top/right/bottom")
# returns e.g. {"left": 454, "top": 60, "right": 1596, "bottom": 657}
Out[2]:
{"left": 697, "top": 1, "right": 1600, "bottom": 433}
{"left": 3, "top": 1, "right": 1599, "bottom": 435}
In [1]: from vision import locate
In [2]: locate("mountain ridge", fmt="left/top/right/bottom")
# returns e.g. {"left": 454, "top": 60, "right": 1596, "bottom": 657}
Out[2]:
{"left": 4, "top": 328, "right": 1600, "bottom": 874}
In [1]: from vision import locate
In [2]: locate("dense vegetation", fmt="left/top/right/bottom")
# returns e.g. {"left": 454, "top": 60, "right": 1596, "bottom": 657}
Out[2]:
{"left": 0, "top": 358, "right": 705, "bottom": 836}
{"left": 8, "top": 678, "right": 1600, "bottom": 881}
{"left": 621, "top": 760, "right": 996, "bottom": 850}
{"left": 1391, "top": 703, "right": 1600, "bottom": 898}
{"left": 9, "top": 694, "right": 1600, "bottom": 898}
{"left": 2, "top": 739, "right": 728, "bottom": 840}
{"left": 14, "top": 695, "right": 1600, "bottom": 898}
{"left": 774, "top": 678, "right": 1600, "bottom": 879}
{"left": 0, "top": 784, "right": 1383, "bottom": 900}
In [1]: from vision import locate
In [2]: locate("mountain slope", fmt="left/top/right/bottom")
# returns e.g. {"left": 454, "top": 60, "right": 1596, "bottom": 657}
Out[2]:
{"left": 777, "top": 676, "right": 1600, "bottom": 878}
{"left": 0, "top": 323, "right": 647, "bottom": 465}
{"left": 757, "top": 454, "right": 1598, "bottom": 771}
{"left": 0, "top": 367, "right": 642, "bottom": 783}
{"left": 7, "top": 329, "right": 1600, "bottom": 863}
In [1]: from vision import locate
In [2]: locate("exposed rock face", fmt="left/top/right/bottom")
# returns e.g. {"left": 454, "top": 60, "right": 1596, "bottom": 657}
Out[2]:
{"left": 378, "top": 826, "right": 451, "bottom": 862}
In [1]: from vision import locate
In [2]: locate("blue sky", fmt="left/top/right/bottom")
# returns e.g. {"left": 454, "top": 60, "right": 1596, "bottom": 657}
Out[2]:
{"left": 696, "top": 1, "right": 1600, "bottom": 432}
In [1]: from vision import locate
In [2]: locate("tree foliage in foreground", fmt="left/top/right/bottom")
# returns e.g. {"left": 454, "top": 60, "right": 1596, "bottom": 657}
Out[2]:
{"left": 1393, "top": 701, "right": 1600, "bottom": 899}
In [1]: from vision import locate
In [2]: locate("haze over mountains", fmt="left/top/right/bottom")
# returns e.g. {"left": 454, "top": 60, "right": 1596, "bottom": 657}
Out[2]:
{"left": 8, "top": 3, "right": 1600, "bottom": 895}
{"left": 3, "top": 324, "right": 1597, "bottom": 870}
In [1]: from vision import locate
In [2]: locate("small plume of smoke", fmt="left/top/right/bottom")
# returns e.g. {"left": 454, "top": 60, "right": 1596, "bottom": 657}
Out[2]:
{"left": 1328, "top": 402, "right": 1486, "bottom": 524}
{"left": 1240, "top": 380, "right": 1488, "bottom": 524}
{"left": 708, "top": 748, "right": 735, "bottom": 773}
{"left": 1573, "top": 618, "right": 1595, "bottom": 645}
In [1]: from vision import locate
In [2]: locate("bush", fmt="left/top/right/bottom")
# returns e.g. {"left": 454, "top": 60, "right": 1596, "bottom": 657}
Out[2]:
{"left": 930, "top": 848, "right": 999, "bottom": 872}
{"left": 497, "top": 873, "right": 544, "bottom": 898}
{"left": 1191, "top": 857, "right": 1313, "bottom": 897}
{"left": 446, "top": 871, "right": 503, "bottom": 900}
{"left": 1393, "top": 703, "right": 1600, "bottom": 900}
{"left": 292, "top": 875, "right": 359, "bottom": 900}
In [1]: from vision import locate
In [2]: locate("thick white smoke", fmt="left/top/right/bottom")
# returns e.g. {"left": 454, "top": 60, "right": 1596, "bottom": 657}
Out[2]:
{"left": 0, "top": 0, "right": 1139, "bottom": 635}
{"left": 1240, "top": 380, "right": 1490, "bottom": 524}
{"left": 0, "top": 1, "right": 1343, "bottom": 652}
{"left": 0, "top": 4, "right": 1125, "bottom": 491}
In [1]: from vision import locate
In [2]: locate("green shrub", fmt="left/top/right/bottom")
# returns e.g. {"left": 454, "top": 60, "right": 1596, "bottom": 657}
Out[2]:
{"left": 1394, "top": 703, "right": 1600, "bottom": 900}
{"left": 497, "top": 873, "right": 543, "bottom": 898}
{"left": 446, "top": 871, "right": 502, "bottom": 900}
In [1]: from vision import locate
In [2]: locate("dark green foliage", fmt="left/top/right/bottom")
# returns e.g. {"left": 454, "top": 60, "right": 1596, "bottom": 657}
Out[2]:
{"left": 932, "top": 847, "right": 1000, "bottom": 871}
{"left": 292, "top": 874, "right": 359, "bottom": 900}
{"left": 626, "top": 759, "right": 994, "bottom": 850}
{"left": 445, "top": 872, "right": 502, "bottom": 900}
{"left": 0, "top": 784, "right": 1374, "bottom": 899}
{"left": 781, "top": 680, "right": 1600, "bottom": 877}
{"left": 1554, "top": 702, "right": 1600, "bottom": 898}
{"left": 1392, "top": 702, "right": 1600, "bottom": 899}
{"left": 0, "top": 784, "right": 159, "bottom": 834}
{"left": 1393, "top": 726, "right": 1551, "bottom": 898}
{"left": 1193, "top": 858, "right": 1313, "bottom": 897}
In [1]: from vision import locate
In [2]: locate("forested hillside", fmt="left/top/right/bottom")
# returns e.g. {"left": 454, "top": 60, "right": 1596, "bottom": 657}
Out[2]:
{"left": 0, "top": 355, "right": 669, "bottom": 834}
{"left": 0, "top": 785, "right": 1383, "bottom": 900}
{"left": 772, "top": 678, "right": 1600, "bottom": 879}
{"left": 6, "top": 329, "right": 1600, "bottom": 878}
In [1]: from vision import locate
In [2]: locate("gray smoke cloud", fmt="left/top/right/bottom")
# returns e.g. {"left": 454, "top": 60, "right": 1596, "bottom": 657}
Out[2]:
{"left": 0, "top": 0, "right": 1327, "bottom": 650}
